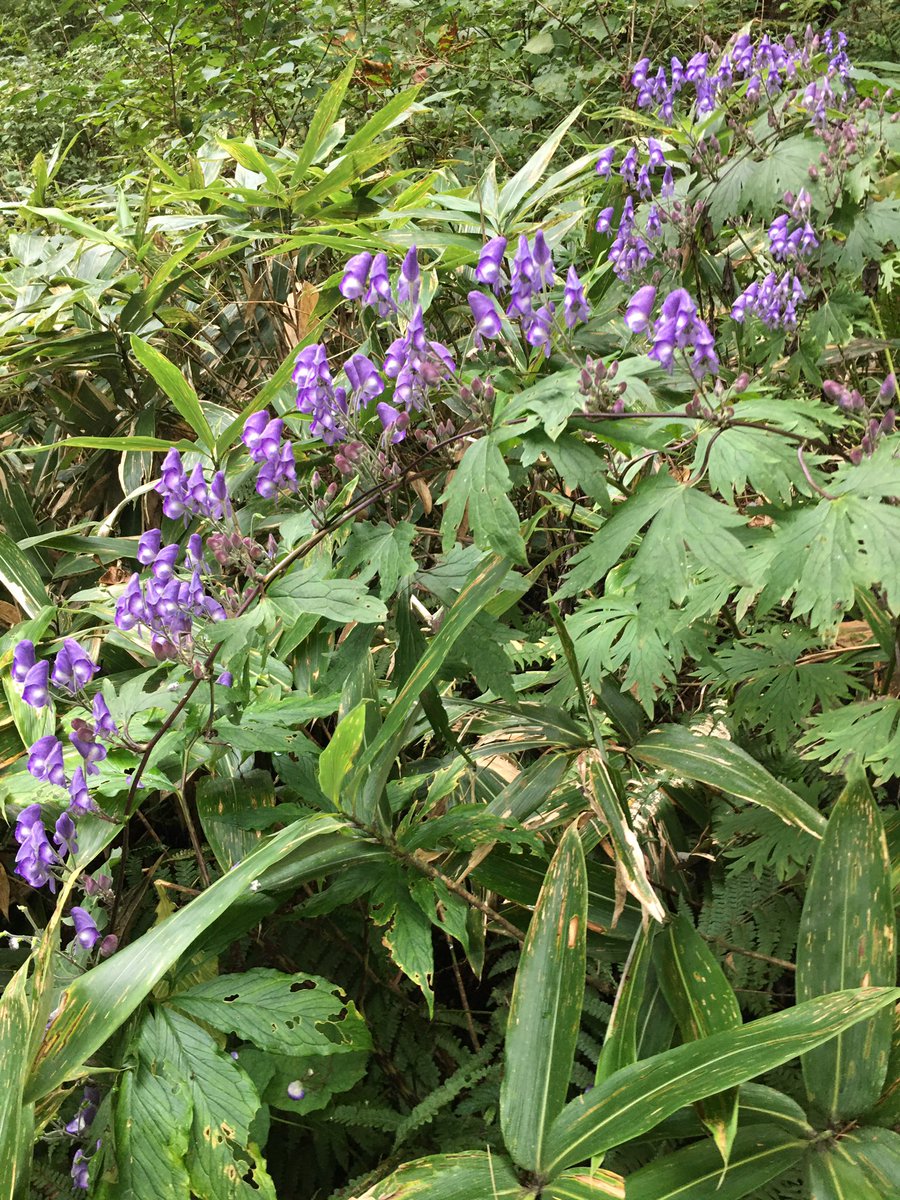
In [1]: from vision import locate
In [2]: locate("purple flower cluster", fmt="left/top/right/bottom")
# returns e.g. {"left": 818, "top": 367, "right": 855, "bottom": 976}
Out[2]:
{"left": 624, "top": 285, "right": 719, "bottom": 378}
{"left": 339, "top": 246, "right": 420, "bottom": 315}
{"left": 732, "top": 270, "right": 807, "bottom": 329}
{"left": 467, "top": 232, "right": 590, "bottom": 357}
{"left": 115, "top": 532, "right": 226, "bottom": 661}
{"left": 632, "top": 28, "right": 851, "bottom": 121}
{"left": 242, "top": 411, "right": 297, "bottom": 497}
{"left": 293, "top": 343, "right": 396, "bottom": 444}
{"left": 10, "top": 639, "right": 118, "bottom": 890}
{"left": 767, "top": 189, "right": 819, "bottom": 260}
{"left": 157, "top": 450, "right": 231, "bottom": 523}
{"left": 608, "top": 196, "right": 655, "bottom": 281}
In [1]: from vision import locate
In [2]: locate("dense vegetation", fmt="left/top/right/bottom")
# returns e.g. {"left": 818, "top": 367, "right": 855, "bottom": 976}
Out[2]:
{"left": 0, "top": 2, "right": 899, "bottom": 1198}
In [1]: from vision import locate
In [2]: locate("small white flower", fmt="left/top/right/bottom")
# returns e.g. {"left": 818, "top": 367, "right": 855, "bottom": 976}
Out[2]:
{"left": 249, "top": 879, "right": 260, "bottom": 892}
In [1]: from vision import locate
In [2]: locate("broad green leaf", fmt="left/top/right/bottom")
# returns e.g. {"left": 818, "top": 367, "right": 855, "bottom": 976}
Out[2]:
{"left": 626, "top": 1124, "right": 807, "bottom": 1200}
{"left": 292, "top": 59, "right": 356, "bottom": 182}
{"left": 12, "top": 435, "right": 199, "bottom": 454}
{"left": 21, "top": 205, "right": 131, "bottom": 250}
{"left": 318, "top": 702, "right": 367, "bottom": 806}
{"left": 838, "top": 1127, "right": 900, "bottom": 1195}
{"left": 440, "top": 436, "right": 527, "bottom": 563}
{"left": 348, "top": 1151, "right": 526, "bottom": 1200}
{"left": 218, "top": 138, "right": 284, "bottom": 195}
{"left": 0, "top": 531, "right": 49, "bottom": 618}
{"left": 586, "top": 760, "right": 666, "bottom": 923}
{"left": 632, "top": 726, "right": 826, "bottom": 838}
{"left": 342, "top": 85, "right": 421, "bottom": 156}
{"left": 24, "top": 816, "right": 350, "bottom": 1100}
{"left": 169, "top": 967, "right": 370, "bottom": 1056}
{"left": 497, "top": 106, "right": 582, "bottom": 220}
{"left": 129, "top": 335, "right": 215, "bottom": 448}
{"left": 596, "top": 924, "right": 654, "bottom": 1084}
{"left": 196, "top": 770, "right": 277, "bottom": 872}
{"left": 807, "top": 1143, "right": 883, "bottom": 1200}
{"left": 540, "top": 987, "right": 900, "bottom": 1174}
{"left": 0, "top": 962, "right": 33, "bottom": 1200}
{"left": 867, "top": 1003, "right": 900, "bottom": 1123}
{"left": 114, "top": 1011, "right": 192, "bottom": 1199}
{"left": 380, "top": 884, "right": 435, "bottom": 1016}
{"left": 541, "top": 1168, "right": 625, "bottom": 1200}
{"left": 736, "top": 1084, "right": 813, "bottom": 1135}
{"left": 654, "top": 914, "right": 742, "bottom": 1164}
{"left": 268, "top": 575, "right": 387, "bottom": 624}
{"left": 501, "top": 825, "right": 587, "bottom": 1171}
{"left": 237, "top": 1042, "right": 369, "bottom": 1115}
{"left": 797, "top": 770, "right": 896, "bottom": 1119}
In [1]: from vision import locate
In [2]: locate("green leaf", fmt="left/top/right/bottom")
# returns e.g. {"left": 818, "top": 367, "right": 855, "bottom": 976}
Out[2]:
{"left": 237, "top": 1043, "right": 369, "bottom": 1115}
{"left": 586, "top": 760, "right": 666, "bottom": 923}
{"left": 318, "top": 703, "right": 368, "bottom": 806}
{"left": 381, "top": 884, "right": 435, "bottom": 1016}
{"left": 596, "top": 925, "right": 655, "bottom": 1084}
{"left": 0, "top": 532, "right": 50, "bottom": 618}
{"left": 347, "top": 1151, "right": 526, "bottom": 1200}
{"left": 497, "top": 106, "right": 582, "bottom": 220}
{"left": 654, "top": 914, "right": 742, "bottom": 1164}
{"left": 626, "top": 1124, "right": 807, "bottom": 1200}
{"left": 169, "top": 967, "right": 370, "bottom": 1056}
{"left": 541, "top": 1168, "right": 625, "bottom": 1200}
{"left": 837, "top": 1127, "right": 900, "bottom": 1195}
{"left": 631, "top": 726, "right": 826, "bottom": 838}
{"left": 0, "top": 962, "right": 34, "bottom": 1200}
{"left": 797, "top": 770, "right": 897, "bottom": 1120}
{"left": 806, "top": 1143, "right": 883, "bottom": 1200}
{"left": 196, "top": 770, "right": 276, "bottom": 872}
{"left": 129, "top": 335, "right": 215, "bottom": 448}
{"left": 341, "top": 521, "right": 417, "bottom": 599}
{"left": 440, "top": 436, "right": 526, "bottom": 563}
{"left": 24, "top": 816, "right": 351, "bottom": 1100}
{"left": 268, "top": 575, "right": 387, "bottom": 624}
{"left": 292, "top": 59, "right": 356, "bottom": 182}
{"left": 342, "top": 85, "right": 422, "bottom": 156}
{"left": 539, "top": 988, "right": 900, "bottom": 1174}
{"left": 501, "top": 825, "right": 587, "bottom": 1172}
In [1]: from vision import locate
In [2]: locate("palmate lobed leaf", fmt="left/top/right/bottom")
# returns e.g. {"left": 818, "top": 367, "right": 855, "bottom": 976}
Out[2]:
{"left": 539, "top": 987, "right": 900, "bottom": 1175}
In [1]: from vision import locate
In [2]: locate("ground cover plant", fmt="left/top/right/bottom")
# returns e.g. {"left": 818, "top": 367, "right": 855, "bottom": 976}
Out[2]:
{"left": 0, "top": 9, "right": 899, "bottom": 1200}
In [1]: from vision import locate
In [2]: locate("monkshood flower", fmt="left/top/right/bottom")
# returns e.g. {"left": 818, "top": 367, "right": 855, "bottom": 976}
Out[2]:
{"left": 293, "top": 344, "right": 350, "bottom": 445}
{"left": 52, "top": 639, "right": 98, "bottom": 693}
{"left": 65, "top": 1088, "right": 100, "bottom": 1137}
{"left": 595, "top": 146, "right": 615, "bottom": 176}
{"left": 595, "top": 207, "right": 615, "bottom": 234}
{"left": 468, "top": 291, "right": 503, "bottom": 345}
{"left": 27, "top": 735, "right": 67, "bottom": 786}
{"left": 156, "top": 449, "right": 230, "bottom": 521}
{"left": 339, "top": 251, "right": 373, "bottom": 300}
{"left": 623, "top": 285, "right": 657, "bottom": 333}
{"left": 609, "top": 198, "right": 654, "bottom": 280}
{"left": 69, "top": 767, "right": 92, "bottom": 814}
{"left": 364, "top": 252, "right": 393, "bottom": 315}
{"left": 242, "top": 410, "right": 298, "bottom": 497}
{"left": 397, "top": 246, "right": 421, "bottom": 306}
{"left": 54, "top": 812, "right": 78, "bottom": 858}
{"left": 563, "top": 268, "right": 590, "bottom": 329}
{"left": 645, "top": 288, "right": 719, "bottom": 378}
{"left": 69, "top": 724, "right": 108, "bottom": 777}
{"left": 11, "top": 639, "right": 34, "bottom": 682}
{"left": 475, "top": 236, "right": 508, "bottom": 288}
{"left": 22, "top": 660, "right": 50, "bottom": 708}
{"left": 70, "top": 907, "right": 100, "bottom": 950}
{"left": 14, "top": 805, "right": 58, "bottom": 891}
{"left": 731, "top": 271, "right": 806, "bottom": 329}
{"left": 344, "top": 352, "right": 385, "bottom": 404}
{"left": 767, "top": 210, "right": 819, "bottom": 261}
{"left": 383, "top": 306, "right": 456, "bottom": 415}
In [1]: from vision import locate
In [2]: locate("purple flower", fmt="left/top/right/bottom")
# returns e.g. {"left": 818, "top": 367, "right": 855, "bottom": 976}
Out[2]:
{"left": 287, "top": 1081, "right": 306, "bottom": 1101}
{"left": 70, "top": 730, "right": 107, "bottom": 776}
{"left": 12, "top": 640, "right": 35, "bottom": 683}
{"left": 54, "top": 812, "right": 78, "bottom": 858}
{"left": 376, "top": 402, "right": 409, "bottom": 444}
{"left": 563, "top": 268, "right": 590, "bottom": 329}
{"left": 241, "top": 410, "right": 270, "bottom": 457}
{"left": 880, "top": 373, "right": 897, "bottom": 402}
{"left": 136, "top": 529, "right": 162, "bottom": 566}
{"left": 100, "top": 934, "right": 118, "bottom": 957}
{"left": 363, "top": 251, "right": 393, "bottom": 315}
{"left": 339, "top": 251, "right": 372, "bottom": 300}
{"left": 620, "top": 146, "right": 639, "bottom": 186}
{"left": 595, "top": 146, "right": 615, "bottom": 176}
{"left": 217, "top": 671, "right": 233, "bottom": 687}
{"left": 595, "top": 207, "right": 615, "bottom": 234}
{"left": 468, "top": 291, "right": 503, "bottom": 344}
{"left": 344, "top": 353, "right": 385, "bottom": 403}
{"left": 65, "top": 1088, "right": 99, "bottom": 1136}
{"left": 28, "top": 736, "right": 66, "bottom": 787}
{"left": 51, "top": 640, "right": 97, "bottom": 693}
{"left": 14, "top": 806, "right": 58, "bottom": 891}
{"left": 71, "top": 1148, "right": 90, "bottom": 1190}
{"left": 624, "top": 285, "right": 657, "bottom": 333}
{"left": 661, "top": 166, "right": 674, "bottom": 198}
{"left": 69, "top": 767, "right": 92, "bottom": 814}
{"left": 732, "top": 271, "right": 806, "bottom": 329}
{"left": 293, "top": 344, "right": 349, "bottom": 445}
{"left": 150, "top": 544, "right": 180, "bottom": 583}
{"left": 475, "top": 236, "right": 508, "bottom": 287}
{"left": 524, "top": 303, "right": 555, "bottom": 356}
{"left": 22, "top": 660, "right": 50, "bottom": 709}
{"left": 531, "top": 231, "right": 555, "bottom": 289}
{"left": 70, "top": 907, "right": 100, "bottom": 951}
{"left": 397, "top": 246, "right": 420, "bottom": 305}
{"left": 15, "top": 803, "right": 44, "bottom": 842}
{"left": 647, "top": 288, "right": 719, "bottom": 378}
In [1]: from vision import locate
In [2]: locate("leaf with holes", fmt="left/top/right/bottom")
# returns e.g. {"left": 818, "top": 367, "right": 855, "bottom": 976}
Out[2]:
{"left": 168, "top": 968, "right": 371, "bottom": 1058}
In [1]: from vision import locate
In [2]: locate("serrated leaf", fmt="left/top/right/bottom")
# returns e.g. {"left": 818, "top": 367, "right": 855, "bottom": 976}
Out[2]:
{"left": 268, "top": 574, "right": 387, "bottom": 623}
{"left": 440, "top": 436, "right": 526, "bottom": 562}
{"left": 501, "top": 826, "right": 587, "bottom": 1171}
{"left": 540, "top": 988, "right": 900, "bottom": 1174}
{"left": 797, "top": 771, "right": 896, "bottom": 1120}
{"left": 169, "top": 967, "right": 370, "bottom": 1057}
{"left": 341, "top": 521, "right": 417, "bottom": 599}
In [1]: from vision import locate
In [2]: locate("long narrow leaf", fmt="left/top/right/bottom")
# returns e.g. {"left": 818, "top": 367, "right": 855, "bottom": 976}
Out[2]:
{"left": 129, "top": 335, "right": 215, "bottom": 449}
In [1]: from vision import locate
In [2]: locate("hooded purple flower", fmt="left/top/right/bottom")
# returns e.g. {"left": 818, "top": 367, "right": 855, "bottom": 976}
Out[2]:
{"left": 376, "top": 402, "right": 409, "bottom": 444}
{"left": 595, "top": 146, "right": 615, "bottom": 176}
{"left": 65, "top": 1088, "right": 99, "bottom": 1136}
{"left": 397, "top": 246, "right": 420, "bottom": 306}
{"left": 69, "top": 767, "right": 92, "bottom": 814}
{"left": 70, "top": 729, "right": 107, "bottom": 776}
{"left": 339, "top": 251, "right": 373, "bottom": 300}
{"left": 563, "top": 268, "right": 590, "bottom": 329}
{"left": 12, "top": 640, "right": 35, "bottom": 683}
{"left": 344, "top": 353, "right": 385, "bottom": 404}
{"left": 136, "top": 529, "right": 162, "bottom": 565}
{"left": 293, "top": 344, "right": 349, "bottom": 445}
{"left": 217, "top": 671, "right": 233, "bottom": 688}
{"left": 468, "top": 291, "right": 503, "bottom": 345}
{"left": 22, "top": 660, "right": 50, "bottom": 709}
{"left": 624, "top": 285, "right": 657, "bottom": 333}
{"left": 475, "top": 236, "right": 507, "bottom": 287}
{"left": 70, "top": 907, "right": 100, "bottom": 951}
{"left": 71, "top": 1148, "right": 90, "bottom": 1190}
{"left": 52, "top": 640, "right": 97, "bottom": 693}
{"left": 54, "top": 811, "right": 78, "bottom": 858}
{"left": 595, "top": 207, "right": 615, "bottom": 234}
{"left": 241, "top": 410, "right": 270, "bottom": 458}
{"left": 14, "top": 805, "right": 57, "bottom": 891}
{"left": 363, "top": 251, "right": 393, "bottom": 315}
{"left": 28, "top": 736, "right": 66, "bottom": 787}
